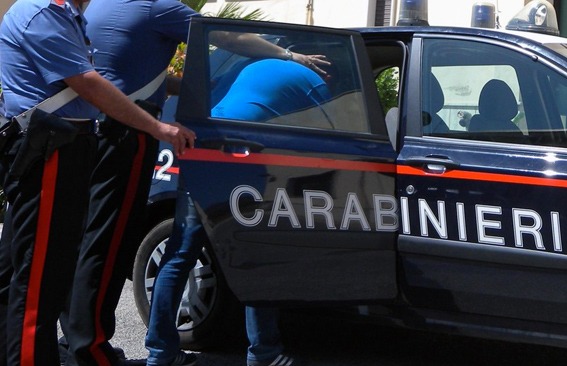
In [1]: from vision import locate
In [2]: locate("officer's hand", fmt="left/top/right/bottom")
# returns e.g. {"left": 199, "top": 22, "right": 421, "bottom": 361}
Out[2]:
{"left": 156, "top": 122, "right": 196, "bottom": 156}
{"left": 289, "top": 52, "right": 331, "bottom": 77}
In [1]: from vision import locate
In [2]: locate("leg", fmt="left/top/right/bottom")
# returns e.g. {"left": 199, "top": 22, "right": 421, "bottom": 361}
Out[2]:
{"left": 245, "top": 307, "right": 283, "bottom": 365}
{"left": 145, "top": 187, "right": 203, "bottom": 365}
{"left": 66, "top": 130, "right": 158, "bottom": 366}
{"left": 0, "top": 205, "right": 13, "bottom": 366}
{"left": 6, "top": 136, "right": 96, "bottom": 365}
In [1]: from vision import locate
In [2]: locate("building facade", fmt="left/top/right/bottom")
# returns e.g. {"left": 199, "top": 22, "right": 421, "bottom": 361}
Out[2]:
{"left": 201, "top": 0, "right": 566, "bottom": 35}
{"left": 1, "top": 1, "right": 565, "bottom": 36}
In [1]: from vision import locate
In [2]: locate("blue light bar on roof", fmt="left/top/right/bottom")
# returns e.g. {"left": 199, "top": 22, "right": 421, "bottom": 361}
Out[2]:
{"left": 397, "top": 0, "right": 429, "bottom": 26}
{"left": 471, "top": 2, "right": 496, "bottom": 29}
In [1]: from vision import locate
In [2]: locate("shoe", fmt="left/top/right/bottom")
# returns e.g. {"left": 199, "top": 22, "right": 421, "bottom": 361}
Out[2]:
{"left": 247, "top": 354, "right": 297, "bottom": 366}
{"left": 113, "top": 347, "right": 126, "bottom": 361}
{"left": 169, "top": 351, "right": 197, "bottom": 366}
{"left": 58, "top": 336, "right": 126, "bottom": 364}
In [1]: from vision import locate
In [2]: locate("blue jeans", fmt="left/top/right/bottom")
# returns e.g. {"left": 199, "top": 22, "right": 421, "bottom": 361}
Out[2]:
{"left": 246, "top": 307, "right": 283, "bottom": 363}
{"left": 145, "top": 186, "right": 282, "bottom": 365}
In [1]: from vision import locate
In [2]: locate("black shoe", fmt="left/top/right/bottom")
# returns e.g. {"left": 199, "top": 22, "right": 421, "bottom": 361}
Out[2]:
{"left": 112, "top": 347, "right": 127, "bottom": 361}
{"left": 58, "top": 337, "right": 126, "bottom": 364}
{"left": 247, "top": 354, "right": 298, "bottom": 366}
{"left": 169, "top": 351, "right": 197, "bottom": 366}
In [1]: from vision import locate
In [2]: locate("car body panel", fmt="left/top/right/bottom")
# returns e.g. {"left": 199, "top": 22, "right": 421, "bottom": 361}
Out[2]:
{"left": 396, "top": 31, "right": 567, "bottom": 327}
{"left": 148, "top": 95, "right": 180, "bottom": 204}
{"left": 176, "top": 18, "right": 398, "bottom": 303}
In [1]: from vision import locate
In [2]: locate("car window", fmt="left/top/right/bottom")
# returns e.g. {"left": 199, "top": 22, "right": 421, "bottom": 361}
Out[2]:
{"left": 207, "top": 29, "right": 372, "bottom": 134}
{"left": 421, "top": 38, "right": 567, "bottom": 147}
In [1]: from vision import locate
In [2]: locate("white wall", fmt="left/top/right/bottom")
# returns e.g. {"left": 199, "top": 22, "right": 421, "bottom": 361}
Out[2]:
{"left": 201, "top": 0, "right": 528, "bottom": 28}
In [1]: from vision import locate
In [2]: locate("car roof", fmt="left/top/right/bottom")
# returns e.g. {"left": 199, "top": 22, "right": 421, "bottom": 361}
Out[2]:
{"left": 351, "top": 25, "right": 567, "bottom": 62}
{"left": 353, "top": 25, "right": 567, "bottom": 45}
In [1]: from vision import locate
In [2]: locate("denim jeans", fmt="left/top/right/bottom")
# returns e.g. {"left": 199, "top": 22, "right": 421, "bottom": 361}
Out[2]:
{"left": 246, "top": 307, "right": 283, "bottom": 363}
{"left": 145, "top": 188, "right": 203, "bottom": 365}
{"left": 145, "top": 185, "right": 283, "bottom": 365}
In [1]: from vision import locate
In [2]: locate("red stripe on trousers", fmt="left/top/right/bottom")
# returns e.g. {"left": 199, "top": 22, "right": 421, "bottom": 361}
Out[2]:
{"left": 90, "top": 133, "right": 146, "bottom": 365}
{"left": 21, "top": 151, "right": 59, "bottom": 366}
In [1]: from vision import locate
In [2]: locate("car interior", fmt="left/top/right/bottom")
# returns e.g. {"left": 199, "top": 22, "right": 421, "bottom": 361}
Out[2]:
{"left": 422, "top": 38, "right": 567, "bottom": 148}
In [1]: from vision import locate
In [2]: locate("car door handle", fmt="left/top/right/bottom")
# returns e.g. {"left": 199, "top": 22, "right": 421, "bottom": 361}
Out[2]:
{"left": 199, "top": 137, "right": 265, "bottom": 154}
{"left": 404, "top": 156, "right": 460, "bottom": 174}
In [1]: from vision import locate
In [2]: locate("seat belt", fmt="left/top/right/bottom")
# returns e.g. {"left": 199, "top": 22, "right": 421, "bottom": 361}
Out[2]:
{"left": 12, "top": 70, "right": 168, "bottom": 131}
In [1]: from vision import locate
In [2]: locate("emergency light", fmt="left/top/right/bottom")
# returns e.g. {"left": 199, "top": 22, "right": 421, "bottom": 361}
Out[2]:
{"left": 506, "top": 0, "right": 559, "bottom": 36}
{"left": 471, "top": 2, "right": 496, "bottom": 29}
{"left": 397, "top": 0, "right": 429, "bottom": 26}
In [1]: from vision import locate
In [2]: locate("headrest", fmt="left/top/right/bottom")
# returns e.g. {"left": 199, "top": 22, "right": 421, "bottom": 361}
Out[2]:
{"left": 428, "top": 75, "right": 444, "bottom": 113}
{"left": 479, "top": 79, "right": 518, "bottom": 121}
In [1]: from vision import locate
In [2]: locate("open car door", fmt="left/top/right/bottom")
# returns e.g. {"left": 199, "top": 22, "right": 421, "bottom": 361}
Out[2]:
{"left": 176, "top": 18, "right": 398, "bottom": 304}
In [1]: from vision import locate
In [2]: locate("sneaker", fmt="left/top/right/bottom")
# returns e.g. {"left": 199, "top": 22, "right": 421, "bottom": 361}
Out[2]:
{"left": 170, "top": 351, "right": 197, "bottom": 366}
{"left": 247, "top": 354, "right": 297, "bottom": 366}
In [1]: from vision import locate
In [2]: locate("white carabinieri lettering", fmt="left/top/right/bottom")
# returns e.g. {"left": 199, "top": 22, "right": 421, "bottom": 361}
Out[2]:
{"left": 229, "top": 186, "right": 565, "bottom": 253}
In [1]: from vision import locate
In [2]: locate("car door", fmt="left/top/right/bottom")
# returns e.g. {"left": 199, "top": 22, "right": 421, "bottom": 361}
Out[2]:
{"left": 175, "top": 18, "right": 398, "bottom": 304}
{"left": 397, "top": 32, "right": 567, "bottom": 335}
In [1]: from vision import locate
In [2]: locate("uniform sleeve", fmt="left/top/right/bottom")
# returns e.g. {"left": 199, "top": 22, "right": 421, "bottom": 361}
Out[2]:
{"left": 150, "top": 0, "right": 201, "bottom": 44}
{"left": 22, "top": 5, "right": 94, "bottom": 85}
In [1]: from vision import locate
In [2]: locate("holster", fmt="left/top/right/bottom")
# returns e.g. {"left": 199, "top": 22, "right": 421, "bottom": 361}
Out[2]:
{"left": 9, "top": 109, "right": 80, "bottom": 178}
{"left": 97, "top": 99, "right": 162, "bottom": 141}
{"left": 0, "top": 119, "right": 22, "bottom": 156}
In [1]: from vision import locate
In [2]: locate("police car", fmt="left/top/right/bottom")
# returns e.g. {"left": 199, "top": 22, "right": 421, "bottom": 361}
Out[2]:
{"left": 133, "top": 1, "right": 567, "bottom": 351}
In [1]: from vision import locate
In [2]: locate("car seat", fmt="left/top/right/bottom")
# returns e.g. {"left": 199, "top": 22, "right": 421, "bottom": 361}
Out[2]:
{"left": 468, "top": 79, "right": 522, "bottom": 134}
{"left": 422, "top": 74, "right": 449, "bottom": 135}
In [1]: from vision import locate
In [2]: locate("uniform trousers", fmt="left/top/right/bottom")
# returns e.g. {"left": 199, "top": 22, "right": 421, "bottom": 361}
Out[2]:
{"left": 0, "top": 206, "right": 13, "bottom": 366}
{"left": 65, "top": 125, "right": 158, "bottom": 366}
{"left": 6, "top": 134, "right": 97, "bottom": 366}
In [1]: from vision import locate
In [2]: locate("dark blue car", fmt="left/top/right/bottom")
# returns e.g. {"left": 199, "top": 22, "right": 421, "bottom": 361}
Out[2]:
{"left": 133, "top": 9, "right": 567, "bottom": 352}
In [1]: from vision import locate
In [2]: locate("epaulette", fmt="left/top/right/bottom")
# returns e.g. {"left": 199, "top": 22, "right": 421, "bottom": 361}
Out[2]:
{"left": 50, "top": 0, "right": 66, "bottom": 8}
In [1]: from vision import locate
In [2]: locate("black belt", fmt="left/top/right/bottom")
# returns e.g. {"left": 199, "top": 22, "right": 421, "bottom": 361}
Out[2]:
{"left": 63, "top": 118, "right": 98, "bottom": 135}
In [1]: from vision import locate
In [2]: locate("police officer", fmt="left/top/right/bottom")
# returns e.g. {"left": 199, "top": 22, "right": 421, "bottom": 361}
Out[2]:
{"left": 0, "top": 0, "right": 195, "bottom": 365}
{"left": 59, "top": 1, "right": 330, "bottom": 365}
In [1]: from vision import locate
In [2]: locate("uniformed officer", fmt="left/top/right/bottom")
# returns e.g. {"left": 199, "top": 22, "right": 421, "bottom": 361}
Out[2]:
{"left": 0, "top": 0, "right": 195, "bottom": 364}
{"left": 60, "top": 0, "right": 329, "bottom": 365}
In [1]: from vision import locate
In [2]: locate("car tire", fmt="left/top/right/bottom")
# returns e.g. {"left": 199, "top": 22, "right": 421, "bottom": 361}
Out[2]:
{"left": 132, "top": 218, "right": 242, "bottom": 350}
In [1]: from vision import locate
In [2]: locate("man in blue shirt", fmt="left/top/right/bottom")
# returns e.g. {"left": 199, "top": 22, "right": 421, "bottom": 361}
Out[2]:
{"left": 0, "top": 0, "right": 195, "bottom": 364}
{"left": 149, "top": 58, "right": 331, "bottom": 366}
{"left": 213, "top": 59, "right": 332, "bottom": 121}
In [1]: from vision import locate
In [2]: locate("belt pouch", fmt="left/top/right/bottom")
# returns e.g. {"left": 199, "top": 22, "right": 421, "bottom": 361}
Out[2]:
{"left": 9, "top": 109, "right": 80, "bottom": 178}
{"left": 0, "top": 119, "right": 22, "bottom": 155}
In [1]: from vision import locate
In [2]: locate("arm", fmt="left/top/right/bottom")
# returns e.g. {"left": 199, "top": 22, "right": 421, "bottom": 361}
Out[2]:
{"left": 209, "top": 31, "right": 331, "bottom": 75}
{"left": 65, "top": 71, "right": 195, "bottom": 156}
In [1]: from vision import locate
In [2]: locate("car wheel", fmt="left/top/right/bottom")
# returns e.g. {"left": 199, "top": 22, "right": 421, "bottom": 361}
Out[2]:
{"left": 132, "top": 218, "right": 242, "bottom": 350}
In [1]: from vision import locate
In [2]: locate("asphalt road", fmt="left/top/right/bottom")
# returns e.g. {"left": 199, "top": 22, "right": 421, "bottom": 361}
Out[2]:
{"left": 113, "top": 281, "right": 567, "bottom": 366}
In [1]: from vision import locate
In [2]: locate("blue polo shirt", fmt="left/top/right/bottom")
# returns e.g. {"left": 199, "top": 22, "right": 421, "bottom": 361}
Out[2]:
{"left": 85, "top": 0, "right": 200, "bottom": 108}
{"left": 212, "top": 59, "right": 332, "bottom": 122}
{"left": 0, "top": 0, "right": 97, "bottom": 119}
